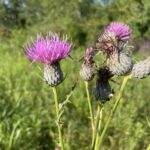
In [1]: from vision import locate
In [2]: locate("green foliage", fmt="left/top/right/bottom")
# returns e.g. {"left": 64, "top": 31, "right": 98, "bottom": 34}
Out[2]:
{"left": 1, "top": 0, "right": 150, "bottom": 43}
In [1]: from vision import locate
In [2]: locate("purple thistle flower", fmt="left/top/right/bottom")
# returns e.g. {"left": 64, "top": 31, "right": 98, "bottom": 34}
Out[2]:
{"left": 96, "top": 22, "right": 132, "bottom": 58}
{"left": 105, "top": 22, "right": 131, "bottom": 41}
{"left": 84, "top": 47, "right": 95, "bottom": 60}
{"left": 24, "top": 32, "right": 73, "bottom": 86}
{"left": 24, "top": 33, "right": 72, "bottom": 64}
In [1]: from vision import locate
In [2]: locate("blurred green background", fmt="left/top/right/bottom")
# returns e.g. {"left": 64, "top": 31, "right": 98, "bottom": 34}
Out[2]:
{"left": 0, "top": 0, "right": 150, "bottom": 149}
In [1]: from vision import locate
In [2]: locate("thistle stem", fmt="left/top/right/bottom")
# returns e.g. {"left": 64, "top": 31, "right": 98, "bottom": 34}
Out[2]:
{"left": 84, "top": 81, "right": 94, "bottom": 146}
{"left": 52, "top": 87, "right": 64, "bottom": 150}
{"left": 92, "top": 104, "right": 100, "bottom": 149}
{"left": 94, "top": 104, "right": 103, "bottom": 150}
{"left": 146, "top": 144, "right": 150, "bottom": 150}
{"left": 96, "top": 75, "right": 130, "bottom": 149}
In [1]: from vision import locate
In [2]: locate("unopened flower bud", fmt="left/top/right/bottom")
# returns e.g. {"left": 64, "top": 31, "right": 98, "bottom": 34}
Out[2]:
{"left": 80, "top": 47, "right": 95, "bottom": 81}
{"left": 132, "top": 56, "right": 150, "bottom": 79}
{"left": 80, "top": 63, "right": 95, "bottom": 81}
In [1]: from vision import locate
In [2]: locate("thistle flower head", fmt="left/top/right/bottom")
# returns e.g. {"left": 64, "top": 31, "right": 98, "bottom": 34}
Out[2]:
{"left": 96, "top": 22, "right": 131, "bottom": 57}
{"left": 132, "top": 56, "right": 150, "bottom": 79}
{"left": 24, "top": 33, "right": 72, "bottom": 64}
{"left": 105, "top": 22, "right": 131, "bottom": 41}
{"left": 84, "top": 47, "right": 95, "bottom": 61}
{"left": 79, "top": 47, "right": 95, "bottom": 81}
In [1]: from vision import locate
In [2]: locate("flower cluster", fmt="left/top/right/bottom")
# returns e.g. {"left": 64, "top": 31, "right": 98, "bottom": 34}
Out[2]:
{"left": 80, "top": 22, "right": 150, "bottom": 101}
{"left": 25, "top": 22, "right": 150, "bottom": 99}
{"left": 24, "top": 22, "right": 150, "bottom": 150}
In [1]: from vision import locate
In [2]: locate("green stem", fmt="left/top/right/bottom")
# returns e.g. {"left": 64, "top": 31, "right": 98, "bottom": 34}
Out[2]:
{"left": 96, "top": 75, "right": 130, "bottom": 150}
{"left": 94, "top": 104, "right": 103, "bottom": 150}
{"left": 92, "top": 104, "right": 101, "bottom": 149}
{"left": 52, "top": 87, "right": 64, "bottom": 150}
{"left": 84, "top": 81, "right": 95, "bottom": 146}
{"left": 146, "top": 144, "right": 150, "bottom": 150}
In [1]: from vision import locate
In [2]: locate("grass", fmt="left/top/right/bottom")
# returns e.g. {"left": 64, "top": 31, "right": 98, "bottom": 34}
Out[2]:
{"left": 0, "top": 29, "right": 150, "bottom": 150}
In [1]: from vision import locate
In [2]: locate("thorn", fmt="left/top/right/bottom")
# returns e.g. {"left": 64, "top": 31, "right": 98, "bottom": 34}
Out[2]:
{"left": 110, "top": 79, "right": 119, "bottom": 84}
{"left": 68, "top": 55, "right": 74, "bottom": 60}
{"left": 79, "top": 57, "right": 84, "bottom": 62}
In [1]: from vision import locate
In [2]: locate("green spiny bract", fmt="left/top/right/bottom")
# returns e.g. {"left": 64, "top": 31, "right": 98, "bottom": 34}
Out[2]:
{"left": 80, "top": 63, "right": 95, "bottom": 81}
{"left": 44, "top": 62, "right": 63, "bottom": 86}
{"left": 109, "top": 52, "right": 133, "bottom": 76}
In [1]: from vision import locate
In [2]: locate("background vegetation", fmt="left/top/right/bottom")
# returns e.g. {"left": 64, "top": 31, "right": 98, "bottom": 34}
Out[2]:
{"left": 0, "top": 0, "right": 150, "bottom": 149}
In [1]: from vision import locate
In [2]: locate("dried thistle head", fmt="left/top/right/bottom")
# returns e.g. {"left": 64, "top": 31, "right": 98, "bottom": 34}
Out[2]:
{"left": 96, "top": 66, "right": 113, "bottom": 81}
{"left": 93, "top": 67, "right": 113, "bottom": 101}
{"left": 96, "top": 31, "right": 117, "bottom": 57}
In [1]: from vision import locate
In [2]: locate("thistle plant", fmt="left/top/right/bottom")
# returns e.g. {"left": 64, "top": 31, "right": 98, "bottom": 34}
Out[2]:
{"left": 92, "top": 22, "right": 133, "bottom": 150}
{"left": 23, "top": 22, "right": 150, "bottom": 150}
{"left": 24, "top": 32, "right": 72, "bottom": 150}
{"left": 78, "top": 22, "right": 145, "bottom": 149}
{"left": 92, "top": 22, "right": 150, "bottom": 149}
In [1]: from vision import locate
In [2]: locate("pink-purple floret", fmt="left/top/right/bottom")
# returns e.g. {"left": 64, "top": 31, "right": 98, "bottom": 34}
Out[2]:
{"left": 25, "top": 33, "right": 72, "bottom": 64}
{"left": 105, "top": 22, "right": 131, "bottom": 41}
{"left": 85, "top": 47, "right": 95, "bottom": 60}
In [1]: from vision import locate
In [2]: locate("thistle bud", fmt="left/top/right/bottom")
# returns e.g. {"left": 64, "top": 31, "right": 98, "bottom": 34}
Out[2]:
{"left": 80, "top": 63, "right": 95, "bottom": 81}
{"left": 109, "top": 52, "right": 133, "bottom": 76}
{"left": 44, "top": 62, "right": 63, "bottom": 86}
{"left": 80, "top": 47, "right": 95, "bottom": 81}
{"left": 131, "top": 56, "right": 150, "bottom": 79}
{"left": 93, "top": 67, "right": 113, "bottom": 101}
